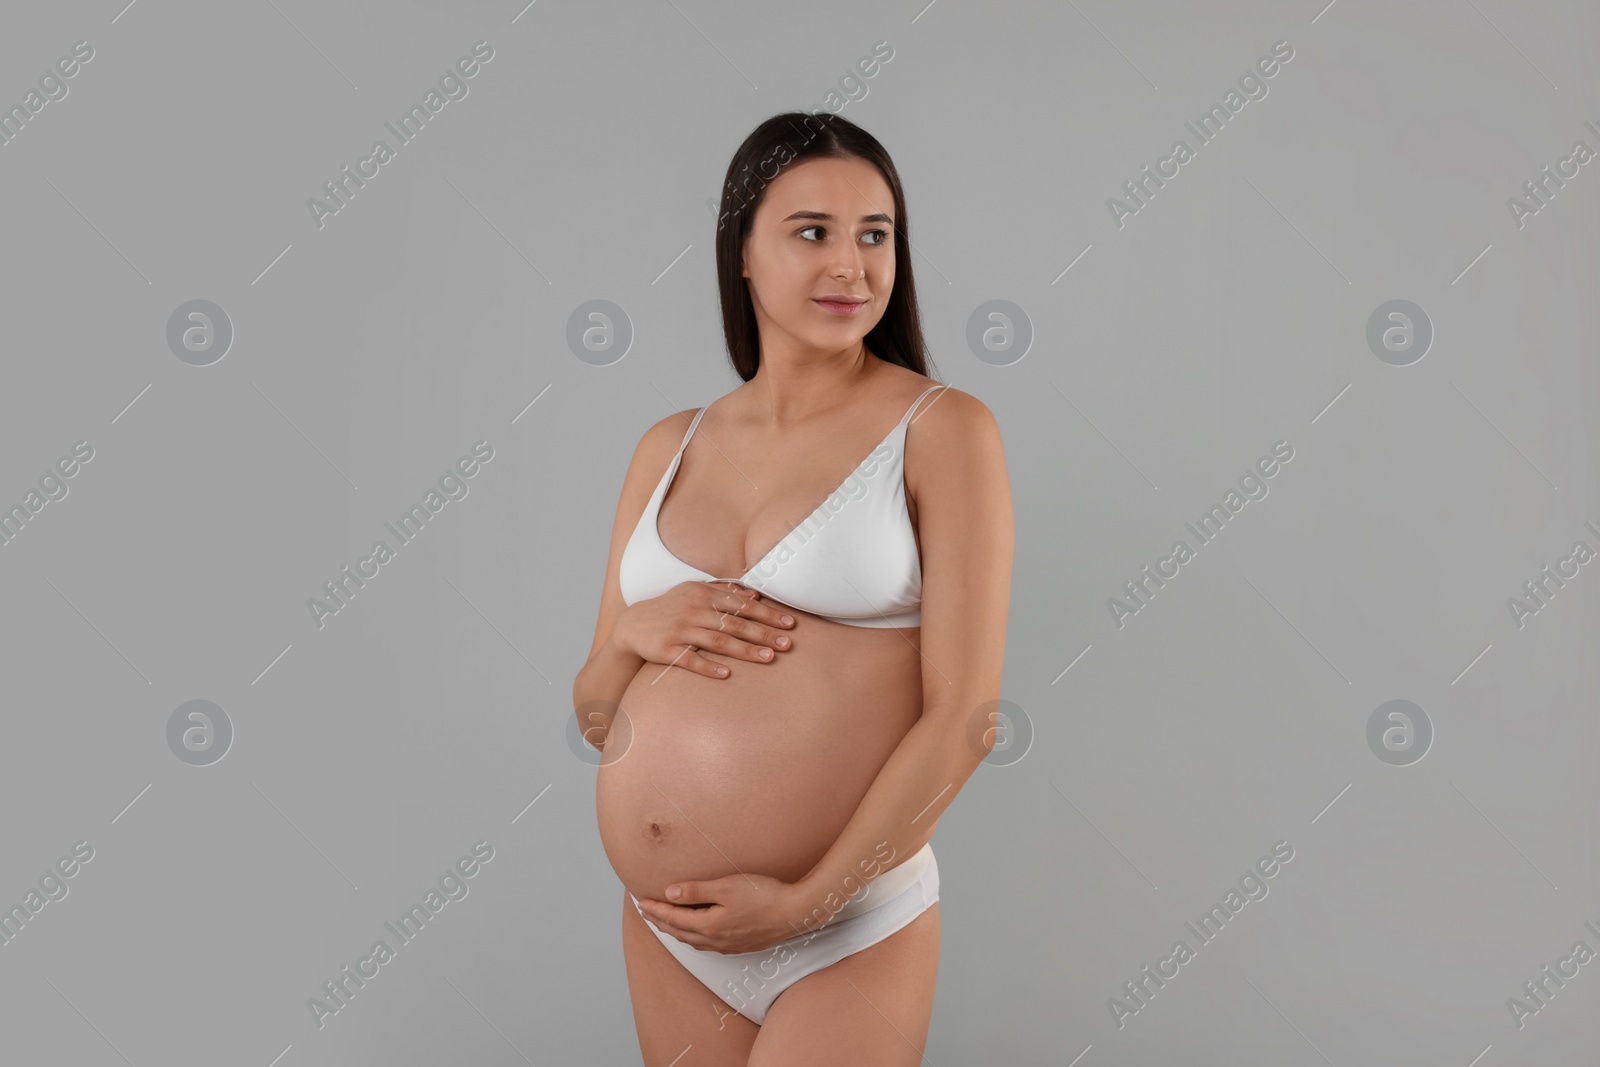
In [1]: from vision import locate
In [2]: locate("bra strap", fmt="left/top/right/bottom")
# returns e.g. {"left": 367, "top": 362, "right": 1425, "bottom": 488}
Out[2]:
{"left": 676, "top": 404, "right": 711, "bottom": 452}
{"left": 898, "top": 383, "right": 949, "bottom": 427}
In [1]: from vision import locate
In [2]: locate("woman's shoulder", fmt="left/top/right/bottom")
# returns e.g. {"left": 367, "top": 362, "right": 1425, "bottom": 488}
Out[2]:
{"left": 905, "top": 381, "right": 995, "bottom": 433}
{"left": 634, "top": 403, "right": 708, "bottom": 461}
{"left": 902, "top": 384, "right": 1005, "bottom": 490}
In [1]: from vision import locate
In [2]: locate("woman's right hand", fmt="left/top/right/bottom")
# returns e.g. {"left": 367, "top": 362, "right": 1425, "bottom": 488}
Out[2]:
{"left": 612, "top": 581, "right": 796, "bottom": 679}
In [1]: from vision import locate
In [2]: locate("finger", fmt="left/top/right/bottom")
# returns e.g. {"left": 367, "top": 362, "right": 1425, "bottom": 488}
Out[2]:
{"left": 651, "top": 901, "right": 719, "bottom": 937}
{"left": 713, "top": 591, "right": 793, "bottom": 633}
{"left": 643, "top": 912, "right": 717, "bottom": 949}
{"left": 744, "top": 600, "right": 796, "bottom": 629}
{"left": 664, "top": 881, "right": 702, "bottom": 905}
{"left": 711, "top": 589, "right": 760, "bottom": 616}
{"left": 717, "top": 615, "right": 793, "bottom": 654}
{"left": 703, "top": 605, "right": 793, "bottom": 651}
{"left": 675, "top": 646, "right": 731, "bottom": 679}
{"left": 693, "top": 626, "right": 780, "bottom": 664}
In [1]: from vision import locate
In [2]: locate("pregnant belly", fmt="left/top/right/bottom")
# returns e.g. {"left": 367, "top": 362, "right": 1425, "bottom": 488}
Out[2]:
{"left": 595, "top": 620, "right": 924, "bottom": 905}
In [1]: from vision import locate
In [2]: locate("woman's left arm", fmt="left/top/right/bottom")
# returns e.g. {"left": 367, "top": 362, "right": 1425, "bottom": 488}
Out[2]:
{"left": 788, "top": 387, "right": 1014, "bottom": 919}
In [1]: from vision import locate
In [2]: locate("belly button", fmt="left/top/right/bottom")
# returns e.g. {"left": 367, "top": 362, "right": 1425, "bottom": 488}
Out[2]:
{"left": 641, "top": 817, "right": 671, "bottom": 842}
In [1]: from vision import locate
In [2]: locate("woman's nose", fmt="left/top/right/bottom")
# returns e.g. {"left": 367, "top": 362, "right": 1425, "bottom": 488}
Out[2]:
{"left": 829, "top": 251, "right": 865, "bottom": 279}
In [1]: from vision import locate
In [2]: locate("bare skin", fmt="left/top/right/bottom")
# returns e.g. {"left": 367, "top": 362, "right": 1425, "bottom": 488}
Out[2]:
{"left": 575, "top": 154, "right": 1013, "bottom": 1064}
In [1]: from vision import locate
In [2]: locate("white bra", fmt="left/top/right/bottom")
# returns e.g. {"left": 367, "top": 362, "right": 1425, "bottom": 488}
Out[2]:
{"left": 618, "top": 384, "right": 949, "bottom": 627}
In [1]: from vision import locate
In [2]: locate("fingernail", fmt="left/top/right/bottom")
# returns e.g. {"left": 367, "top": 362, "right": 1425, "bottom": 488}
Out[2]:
{"left": 667, "top": 886, "right": 681, "bottom": 900}
{"left": 775, "top": 637, "right": 789, "bottom": 648}
{"left": 781, "top": 615, "right": 794, "bottom": 625}
{"left": 759, "top": 648, "right": 772, "bottom": 659}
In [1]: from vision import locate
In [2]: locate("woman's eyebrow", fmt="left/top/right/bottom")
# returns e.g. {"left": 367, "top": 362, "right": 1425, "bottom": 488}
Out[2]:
{"left": 780, "top": 209, "right": 894, "bottom": 224}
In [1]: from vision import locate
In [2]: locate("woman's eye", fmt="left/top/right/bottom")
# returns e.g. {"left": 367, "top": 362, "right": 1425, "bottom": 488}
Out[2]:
{"left": 799, "top": 226, "right": 892, "bottom": 245}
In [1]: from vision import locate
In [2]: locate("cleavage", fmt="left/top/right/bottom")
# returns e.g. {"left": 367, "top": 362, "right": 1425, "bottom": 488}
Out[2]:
{"left": 659, "top": 436, "right": 865, "bottom": 578}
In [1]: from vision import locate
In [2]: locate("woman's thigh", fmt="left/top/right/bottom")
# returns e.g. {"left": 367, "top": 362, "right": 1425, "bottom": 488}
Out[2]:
{"left": 620, "top": 887, "right": 761, "bottom": 1067}
{"left": 747, "top": 902, "right": 940, "bottom": 1067}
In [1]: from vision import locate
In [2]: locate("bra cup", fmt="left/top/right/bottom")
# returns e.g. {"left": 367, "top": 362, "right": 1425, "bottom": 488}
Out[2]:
{"left": 739, "top": 459, "right": 920, "bottom": 621}
{"left": 619, "top": 385, "right": 945, "bottom": 627}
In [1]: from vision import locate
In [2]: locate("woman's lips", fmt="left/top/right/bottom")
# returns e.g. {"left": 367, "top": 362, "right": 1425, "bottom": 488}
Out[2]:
{"left": 814, "top": 298, "right": 866, "bottom": 315}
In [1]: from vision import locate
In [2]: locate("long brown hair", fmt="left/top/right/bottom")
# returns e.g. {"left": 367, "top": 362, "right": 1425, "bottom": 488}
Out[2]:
{"left": 714, "top": 112, "right": 935, "bottom": 382}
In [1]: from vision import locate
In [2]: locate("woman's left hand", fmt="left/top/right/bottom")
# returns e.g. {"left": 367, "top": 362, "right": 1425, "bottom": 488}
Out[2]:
{"left": 634, "top": 872, "right": 818, "bottom": 954}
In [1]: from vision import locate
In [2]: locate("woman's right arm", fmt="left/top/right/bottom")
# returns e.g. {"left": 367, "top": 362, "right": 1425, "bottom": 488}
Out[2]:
{"left": 571, "top": 413, "right": 680, "bottom": 751}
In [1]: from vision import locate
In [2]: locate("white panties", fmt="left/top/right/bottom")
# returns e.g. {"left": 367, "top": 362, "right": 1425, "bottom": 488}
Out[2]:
{"left": 629, "top": 843, "right": 940, "bottom": 1025}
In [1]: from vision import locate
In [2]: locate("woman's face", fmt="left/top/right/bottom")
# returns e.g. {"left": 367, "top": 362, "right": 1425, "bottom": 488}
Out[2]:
{"left": 740, "top": 155, "right": 896, "bottom": 356}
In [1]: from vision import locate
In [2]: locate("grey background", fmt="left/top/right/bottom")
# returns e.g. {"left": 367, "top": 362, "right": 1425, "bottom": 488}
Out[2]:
{"left": 1, "top": 0, "right": 1596, "bottom": 1064}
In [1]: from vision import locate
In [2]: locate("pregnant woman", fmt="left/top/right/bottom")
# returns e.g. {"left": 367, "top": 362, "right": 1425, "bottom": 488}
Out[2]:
{"left": 573, "top": 112, "right": 1013, "bottom": 1066}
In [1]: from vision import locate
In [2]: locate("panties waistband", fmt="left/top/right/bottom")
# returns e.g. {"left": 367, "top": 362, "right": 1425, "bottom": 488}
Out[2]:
{"left": 823, "top": 842, "right": 933, "bottom": 925}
